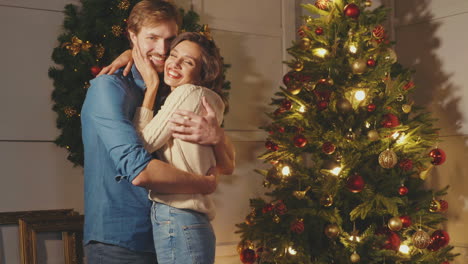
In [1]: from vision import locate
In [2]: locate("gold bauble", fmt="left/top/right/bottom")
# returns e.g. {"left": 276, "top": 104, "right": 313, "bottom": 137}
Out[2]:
{"left": 111, "top": 25, "right": 123, "bottom": 36}
{"left": 245, "top": 212, "right": 256, "bottom": 226}
{"left": 237, "top": 240, "right": 254, "bottom": 254}
{"left": 350, "top": 252, "right": 360, "bottom": 263}
{"left": 365, "top": 0, "right": 372, "bottom": 7}
{"left": 287, "top": 84, "right": 302, "bottom": 95}
{"left": 388, "top": 216, "right": 403, "bottom": 231}
{"left": 117, "top": 0, "right": 130, "bottom": 10}
{"left": 320, "top": 194, "right": 334, "bottom": 207}
{"left": 378, "top": 149, "right": 398, "bottom": 168}
{"left": 324, "top": 224, "right": 340, "bottom": 238}
{"left": 273, "top": 214, "right": 281, "bottom": 223}
{"left": 367, "top": 130, "right": 380, "bottom": 141}
{"left": 293, "top": 61, "right": 304, "bottom": 72}
{"left": 412, "top": 229, "right": 431, "bottom": 249}
{"left": 429, "top": 199, "right": 441, "bottom": 212}
{"left": 299, "top": 37, "right": 311, "bottom": 50}
{"left": 352, "top": 59, "right": 367, "bottom": 74}
{"left": 402, "top": 104, "right": 412, "bottom": 113}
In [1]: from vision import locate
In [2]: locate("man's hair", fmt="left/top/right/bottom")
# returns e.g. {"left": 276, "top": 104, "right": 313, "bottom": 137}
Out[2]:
{"left": 170, "top": 32, "right": 226, "bottom": 108}
{"left": 127, "top": 0, "right": 179, "bottom": 34}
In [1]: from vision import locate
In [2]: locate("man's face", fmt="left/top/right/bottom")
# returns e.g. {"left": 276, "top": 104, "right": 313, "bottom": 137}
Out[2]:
{"left": 129, "top": 20, "right": 178, "bottom": 73}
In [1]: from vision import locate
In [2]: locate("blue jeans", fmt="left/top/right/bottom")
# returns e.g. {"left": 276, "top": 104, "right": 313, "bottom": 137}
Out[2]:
{"left": 151, "top": 202, "right": 215, "bottom": 264}
{"left": 84, "top": 241, "right": 156, "bottom": 264}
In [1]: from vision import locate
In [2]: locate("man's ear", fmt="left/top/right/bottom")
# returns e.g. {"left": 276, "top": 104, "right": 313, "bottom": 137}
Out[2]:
{"left": 128, "top": 30, "right": 137, "bottom": 46}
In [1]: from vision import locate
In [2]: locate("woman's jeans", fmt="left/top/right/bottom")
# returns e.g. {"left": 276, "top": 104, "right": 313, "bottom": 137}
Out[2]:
{"left": 151, "top": 202, "right": 216, "bottom": 264}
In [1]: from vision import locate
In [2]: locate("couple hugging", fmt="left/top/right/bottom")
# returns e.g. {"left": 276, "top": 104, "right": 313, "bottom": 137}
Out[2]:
{"left": 81, "top": 1, "right": 235, "bottom": 263}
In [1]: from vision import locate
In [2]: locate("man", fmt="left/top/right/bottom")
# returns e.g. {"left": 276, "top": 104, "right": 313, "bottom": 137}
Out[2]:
{"left": 81, "top": 1, "right": 234, "bottom": 263}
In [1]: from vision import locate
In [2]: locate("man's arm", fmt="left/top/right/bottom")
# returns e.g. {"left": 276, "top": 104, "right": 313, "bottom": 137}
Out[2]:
{"left": 170, "top": 97, "right": 235, "bottom": 175}
{"left": 83, "top": 76, "right": 217, "bottom": 194}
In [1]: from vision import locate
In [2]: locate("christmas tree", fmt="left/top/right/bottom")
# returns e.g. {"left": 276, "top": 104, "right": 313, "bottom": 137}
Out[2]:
{"left": 236, "top": 0, "right": 458, "bottom": 263}
{"left": 49, "top": 0, "right": 230, "bottom": 166}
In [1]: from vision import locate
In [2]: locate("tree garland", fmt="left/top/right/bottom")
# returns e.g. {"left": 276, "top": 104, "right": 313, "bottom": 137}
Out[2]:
{"left": 49, "top": 0, "right": 231, "bottom": 167}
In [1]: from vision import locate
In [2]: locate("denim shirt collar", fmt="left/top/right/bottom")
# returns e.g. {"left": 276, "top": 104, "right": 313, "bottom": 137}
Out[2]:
{"left": 131, "top": 65, "right": 146, "bottom": 92}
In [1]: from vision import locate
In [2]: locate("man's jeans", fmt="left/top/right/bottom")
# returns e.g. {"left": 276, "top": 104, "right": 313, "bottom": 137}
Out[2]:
{"left": 84, "top": 241, "right": 156, "bottom": 264}
{"left": 151, "top": 202, "right": 216, "bottom": 264}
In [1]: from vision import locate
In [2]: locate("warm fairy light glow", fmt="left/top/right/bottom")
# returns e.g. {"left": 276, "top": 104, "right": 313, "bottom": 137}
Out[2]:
{"left": 397, "top": 133, "right": 407, "bottom": 144}
{"left": 354, "top": 90, "right": 366, "bottom": 101}
{"left": 313, "top": 48, "right": 329, "bottom": 58}
{"left": 282, "top": 165, "right": 291, "bottom": 176}
{"left": 299, "top": 105, "right": 306, "bottom": 113}
{"left": 349, "top": 235, "right": 361, "bottom": 242}
{"left": 349, "top": 43, "right": 358, "bottom": 54}
{"left": 288, "top": 247, "right": 297, "bottom": 255}
{"left": 365, "top": 122, "right": 371, "bottom": 128}
{"left": 399, "top": 245, "right": 410, "bottom": 254}
{"left": 330, "top": 166, "right": 342, "bottom": 176}
{"left": 391, "top": 132, "right": 400, "bottom": 140}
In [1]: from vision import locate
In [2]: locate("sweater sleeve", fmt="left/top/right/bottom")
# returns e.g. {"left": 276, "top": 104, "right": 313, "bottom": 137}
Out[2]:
{"left": 135, "top": 84, "right": 224, "bottom": 154}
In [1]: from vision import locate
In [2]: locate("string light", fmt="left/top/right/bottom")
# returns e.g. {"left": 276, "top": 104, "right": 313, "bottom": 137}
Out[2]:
{"left": 354, "top": 90, "right": 366, "bottom": 101}
{"left": 396, "top": 133, "right": 407, "bottom": 144}
{"left": 281, "top": 165, "right": 291, "bottom": 177}
{"left": 299, "top": 105, "right": 306, "bottom": 113}
{"left": 287, "top": 246, "right": 297, "bottom": 255}
{"left": 365, "top": 121, "right": 371, "bottom": 128}
{"left": 313, "top": 48, "right": 329, "bottom": 58}
{"left": 330, "top": 165, "right": 342, "bottom": 176}
{"left": 349, "top": 43, "right": 358, "bottom": 54}
{"left": 349, "top": 234, "right": 361, "bottom": 242}
{"left": 399, "top": 244, "right": 410, "bottom": 254}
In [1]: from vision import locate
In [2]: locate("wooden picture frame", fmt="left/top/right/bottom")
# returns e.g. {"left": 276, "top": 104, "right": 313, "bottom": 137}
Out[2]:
{"left": 18, "top": 214, "right": 84, "bottom": 264}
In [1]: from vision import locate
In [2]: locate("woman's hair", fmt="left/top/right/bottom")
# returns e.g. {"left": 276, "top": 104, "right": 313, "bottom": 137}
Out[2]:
{"left": 170, "top": 32, "right": 227, "bottom": 108}
{"left": 127, "top": 0, "right": 179, "bottom": 34}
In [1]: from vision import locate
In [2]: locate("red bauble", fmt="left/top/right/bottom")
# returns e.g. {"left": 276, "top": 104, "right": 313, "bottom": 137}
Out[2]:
{"left": 441, "top": 262, "right": 450, "bottom": 264}
{"left": 262, "top": 203, "right": 273, "bottom": 214}
{"left": 400, "top": 215, "right": 412, "bottom": 228}
{"left": 322, "top": 142, "right": 336, "bottom": 155}
{"left": 381, "top": 113, "right": 400, "bottom": 128}
{"left": 429, "top": 148, "right": 446, "bottom": 165}
{"left": 90, "top": 66, "right": 102, "bottom": 76}
{"left": 398, "top": 185, "right": 409, "bottom": 196}
{"left": 403, "top": 81, "right": 415, "bottom": 90}
{"left": 275, "top": 200, "right": 287, "bottom": 215}
{"left": 439, "top": 199, "right": 449, "bottom": 212}
{"left": 315, "top": 27, "right": 324, "bottom": 35}
{"left": 294, "top": 134, "right": 308, "bottom": 148}
{"left": 346, "top": 173, "right": 365, "bottom": 193}
{"left": 383, "top": 230, "right": 401, "bottom": 251}
{"left": 278, "top": 126, "right": 285, "bottom": 133}
{"left": 427, "top": 230, "right": 450, "bottom": 251}
{"left": 372, "top": 25, "right": 385, "bottom": 39}
{"left": 297, "top": 25, "right": 309, "bottom": 38}
{"left": 281, "top": 100, "right": 292, "bottom": 111}
{"left": 399, "top": 158, "right": 413, "bottom": 171}
{"left": 290, "top": 219, "right": 305, "bottom": 234}
{"left": 367, "top": 103, "right": 376, "bottom": 112}
{"left": 315, "top": 0, "right": 331, "bottom": 10}
{"left": 344, "top": 3, "right": 360, "bottom": 19}
{"left": 265, "top": 141, "right": 279, "bottom": 151}
{"left": 240, "top": 248, "right": 257, "bottom": 264}
{"left": 283, "top": 72, "right": 294, "bottom": 86}
{"left": 367, "top": 58, "right": 376, "bottom": 67}
{"left": 317, "top": 100, "right": 329, "bottom": 111}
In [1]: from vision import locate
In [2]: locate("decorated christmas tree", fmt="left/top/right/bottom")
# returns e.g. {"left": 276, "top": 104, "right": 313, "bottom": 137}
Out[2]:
{"left": 49, "top": 0, "right": 230, "bottom": 166}
{"left": 236, "top": 0, "right": 458, "bottom": 263}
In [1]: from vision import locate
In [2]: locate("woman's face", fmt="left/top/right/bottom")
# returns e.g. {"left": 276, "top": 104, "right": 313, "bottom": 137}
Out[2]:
{"left": 164, "top": 40, "right": 202, "bottom": 89}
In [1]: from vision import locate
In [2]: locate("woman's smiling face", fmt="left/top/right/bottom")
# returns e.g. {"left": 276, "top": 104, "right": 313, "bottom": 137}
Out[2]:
{"left": 164, "top": 40, "right": 202, "bottom": 90}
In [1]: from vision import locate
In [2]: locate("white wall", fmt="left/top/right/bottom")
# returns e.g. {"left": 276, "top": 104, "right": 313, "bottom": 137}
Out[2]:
{"left": 392, "top": 0, "right": 468, "bottom": 263}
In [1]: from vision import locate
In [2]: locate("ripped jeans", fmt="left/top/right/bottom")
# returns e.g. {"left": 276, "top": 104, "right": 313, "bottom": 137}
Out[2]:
{"left": 151, "top": 202, "right": 215, "bottom": 264}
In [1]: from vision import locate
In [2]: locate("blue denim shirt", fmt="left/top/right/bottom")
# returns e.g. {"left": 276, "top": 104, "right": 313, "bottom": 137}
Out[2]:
{"left": 81, "top": 66, "right": 154, "bottom": 252}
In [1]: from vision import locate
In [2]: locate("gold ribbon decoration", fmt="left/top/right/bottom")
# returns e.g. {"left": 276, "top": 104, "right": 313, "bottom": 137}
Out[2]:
{"left": 62, "top": 36, "right": 93, "bottom": 56}
{"left": 198, "top": 24, "right": 213, "bottom": 41}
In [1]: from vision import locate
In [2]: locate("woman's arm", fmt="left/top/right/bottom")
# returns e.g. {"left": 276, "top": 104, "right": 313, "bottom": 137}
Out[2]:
{"left": 98, "top": 49, "right": 133, "bottom": 76}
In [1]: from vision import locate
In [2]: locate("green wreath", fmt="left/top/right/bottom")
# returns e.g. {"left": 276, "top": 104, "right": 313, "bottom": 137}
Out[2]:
{"left": 49, "top": 0, "right": 231, "bottom": 167}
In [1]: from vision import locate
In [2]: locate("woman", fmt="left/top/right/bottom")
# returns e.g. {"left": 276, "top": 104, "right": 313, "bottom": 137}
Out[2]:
{"left": 131, "top": 32, "right": 228, "bottom": 264}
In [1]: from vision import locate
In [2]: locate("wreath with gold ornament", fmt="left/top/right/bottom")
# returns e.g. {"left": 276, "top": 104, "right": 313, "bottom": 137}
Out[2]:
{"left": 49, "top": 0, "right": 231, "bottom": 166}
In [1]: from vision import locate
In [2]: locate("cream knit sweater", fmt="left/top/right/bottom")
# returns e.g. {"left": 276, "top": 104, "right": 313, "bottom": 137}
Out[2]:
{"left": 133, "top": 83, "right": 225, "bottom": 220}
